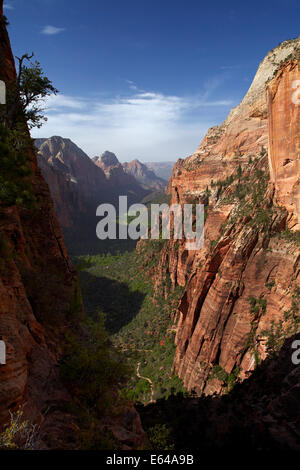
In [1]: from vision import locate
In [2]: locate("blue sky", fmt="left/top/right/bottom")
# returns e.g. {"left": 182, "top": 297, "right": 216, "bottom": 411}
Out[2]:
{"left": 3, "top": 0, "right": 300, "bottom": 161}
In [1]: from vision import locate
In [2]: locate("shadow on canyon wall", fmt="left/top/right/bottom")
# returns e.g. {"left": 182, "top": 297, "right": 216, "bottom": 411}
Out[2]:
{"left": 138, "top": 334, "right": 300, "bottom": 450}
{"left": 64, "top": 224, "right": 138, "bottom": 257}
{"left": 79, "top": 270, "right": 146, "bottom": 334}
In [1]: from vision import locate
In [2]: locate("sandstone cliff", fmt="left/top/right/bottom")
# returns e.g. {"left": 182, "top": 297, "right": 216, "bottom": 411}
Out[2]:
{"left": 152, "top": 37, "right": 300, "bottom": 396}
{"left": 267, "top": 58, "right": 300, "bottom": 228}
{"left": 145, "top": 161, "right": 175, "bottom": 182}
{"left": 0, "top": 14, "right": 84, "bottom": 447}
{"left": 0, "top": 10, "right": 145, "bottom": 449}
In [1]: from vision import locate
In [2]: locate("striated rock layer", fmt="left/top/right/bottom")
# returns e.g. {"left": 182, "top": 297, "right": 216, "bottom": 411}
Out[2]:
{"left": 0, "top": 9, "right": 146, "bottom": 449}
{"left": 267, "top": 60, "right": 300, "bottom": 228}
{"left": 0, "top": 13, "right": 83, "bottom": 446}
{"left": 153, "top": 38, "right": 300, "bottom": 396}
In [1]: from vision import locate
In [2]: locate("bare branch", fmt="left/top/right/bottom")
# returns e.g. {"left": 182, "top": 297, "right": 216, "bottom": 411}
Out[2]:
{"left": 16, "top": 53, "right": 34, "bottom": 87}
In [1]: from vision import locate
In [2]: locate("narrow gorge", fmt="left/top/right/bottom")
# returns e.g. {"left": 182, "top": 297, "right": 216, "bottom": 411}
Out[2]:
{"left": 0, "top": 0, "right": 300, "bottom": 452}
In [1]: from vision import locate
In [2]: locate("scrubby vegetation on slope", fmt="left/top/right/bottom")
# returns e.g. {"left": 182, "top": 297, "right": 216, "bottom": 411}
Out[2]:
{"left": 75, "top": 240, "right": 187, "bottom": 405}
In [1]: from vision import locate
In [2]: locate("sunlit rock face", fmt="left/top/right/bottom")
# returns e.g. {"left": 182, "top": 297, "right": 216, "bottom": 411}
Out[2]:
{"left": 267, "top": 60, "right": 300, "bottom": 229}
{"left": 150, "top": 38, "right": 300, "bottom": 396}
{"left": 168, "top": 38, "right": 300, "bottom": 207}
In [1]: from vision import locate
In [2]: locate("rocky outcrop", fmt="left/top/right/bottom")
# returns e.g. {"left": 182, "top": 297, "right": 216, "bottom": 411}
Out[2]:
{"left": 151, "top": 38, "right": 300, "bottom": 396}
{"left": 123, "top": 159, "right": 166, "bottom": 191}
{"left": 94, "top": 150, "right": 119, "bottom": 168}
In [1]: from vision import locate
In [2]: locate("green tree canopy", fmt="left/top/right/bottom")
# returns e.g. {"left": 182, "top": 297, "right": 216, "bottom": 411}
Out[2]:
{"left": 6, "top": 53, "right": 58, "bottom": 129}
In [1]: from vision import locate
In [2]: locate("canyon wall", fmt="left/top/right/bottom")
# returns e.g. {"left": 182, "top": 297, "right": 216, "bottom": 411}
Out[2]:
{"left": 140, "top": 334, "right": 300, "bottom": 450}
{"left": 267, "top": 59, "right": 300, "bottom": 228}
{"left": 154, "top": 38, "right": 300, "bottom": 395}
{"left": 167, "top": 38, "right": 300, "bottom": 207}
{"left": 0, "top": 10, "right": 145, "bottom": 449}
{"left": 145, "top": 161, "right": 175, "bottom": 181}
{"left": 0, "top": 13, "right": 84, "bottom": 447}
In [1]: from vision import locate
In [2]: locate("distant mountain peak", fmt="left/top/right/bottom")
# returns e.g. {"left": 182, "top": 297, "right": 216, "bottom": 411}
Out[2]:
{"left": 122, "top": 159, "right": 167, "bottom": 191}
{"left": 35, "top": 137, "right": 150, "bottom": 233}
{"left": 94, "top": 151, "right": 119, "bottom": 167}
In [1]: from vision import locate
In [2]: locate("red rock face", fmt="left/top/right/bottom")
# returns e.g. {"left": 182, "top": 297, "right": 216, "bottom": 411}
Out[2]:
{"left": 154, "top": 39, "right": 300, "bottom": 395}
{"left": 167, "top": 158, "right": 300, "bottom": 396}
{"left": 0, "top": 14, "right": 147, "bottom": 449}
{"left": 173, "top": 190, "right": 296, "bottom": 394}
{"left": 267, "top": 60, "right": 300, "bottom": 228}
{"left": 0, "top": 13, "right": 83, "bottom": 444}
{"left": 168, "top": 39, "right": 300, "bottom": 206}
{"left": 139, "top": 335, "right": 300, "bottom": 450}
{"left": 123, "top": 159, "right": 166, "bottom": 191}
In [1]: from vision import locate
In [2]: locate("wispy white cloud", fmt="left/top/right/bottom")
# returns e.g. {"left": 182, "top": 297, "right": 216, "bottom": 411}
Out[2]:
{"left": 220, "top": 65, "right": 241, "bottom": 70}
{"left": 126, "top": 79, "right": 140, "bottom": 91}
{"left": 32, "top": 87, "right": 235, "bottom": 161}
{"left": 41, "top": 25, "right": 66, "bottom": 35}
{"left": 45, "top": 94, "right": 87, "bottom": 110}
